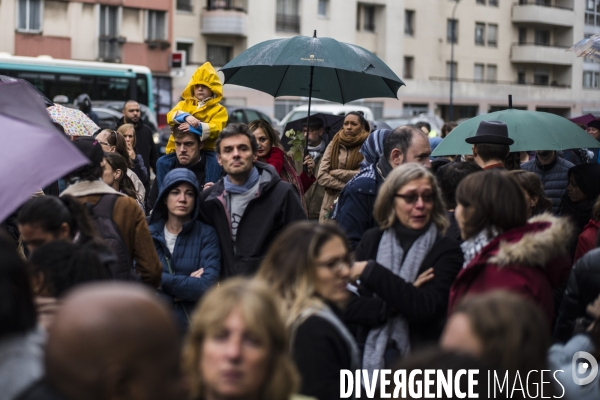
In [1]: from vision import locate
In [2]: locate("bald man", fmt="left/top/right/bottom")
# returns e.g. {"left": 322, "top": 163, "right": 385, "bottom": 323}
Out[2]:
{"left": 17, "top": 283, "right": 186, "bottom": 400}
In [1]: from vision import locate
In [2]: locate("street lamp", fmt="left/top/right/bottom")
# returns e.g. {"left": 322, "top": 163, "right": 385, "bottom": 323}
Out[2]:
{"left": 449, "top": 0, "right": 461, "bottom": 122}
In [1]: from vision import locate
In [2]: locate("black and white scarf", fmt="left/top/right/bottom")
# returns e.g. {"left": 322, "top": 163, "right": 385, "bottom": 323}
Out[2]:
{"left": 460, "top": 227, "right": 499, "bottom": 268}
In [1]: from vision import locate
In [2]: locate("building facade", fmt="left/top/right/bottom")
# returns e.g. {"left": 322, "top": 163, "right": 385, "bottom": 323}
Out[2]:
{"left": 1, "top": 0, "right": 598, "bottom": 122}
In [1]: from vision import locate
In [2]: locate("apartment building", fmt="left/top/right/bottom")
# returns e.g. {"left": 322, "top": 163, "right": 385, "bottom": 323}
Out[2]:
{"left": 0, "top": 0, "right": 173, "bottom": 115}
{"left": 172, "top": 0, "right": 599, "bottom": 122}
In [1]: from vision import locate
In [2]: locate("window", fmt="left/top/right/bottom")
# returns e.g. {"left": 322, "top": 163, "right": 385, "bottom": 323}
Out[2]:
{"left": 17, "top": 0, "right": 42, "bottom": 32}
{"left": 405, "top": 10, "right": 414, "bottom": 36}
{"left": 176, "top": 0, "right": 192, "bottom": 12}
{"left": 489, "top": 0, "right": 498, "bottom": 6}
{"left": 533, "top": 69, "right": 549, "bottom": 85}
{"left": 446, "top": 61, "right": 457, "bottom": 79}
{"left": 518, "top": 27, "right": 527, "bottom": 45}
{"left": 534, "top": 30, "right": 550, "bottom": 46}
{"left": 584, "top": 71, "right": 600, "bottom": 88}
{"left": 447, "top": 19, "right": 458, "bottom": 43}
{"left": 486, "top": 64, "right": 497, "bottom": 82}
{"left": 363, "top": 5, "right": 376, "bottom": 32}
{"left": 146, "top": 10, "right": 167, "bottom": 41}
{"left": 403, "top": 56, "right": 414, "bottom": 79}
{"left": 475, "top": 23, "right": 485, "bottom": 46}
{"left": 318, "top": 0, "right": 328, "bottom": 17}
{"left": 487, "top": 24, "right": 497, "bottom": 46}
{"left": 100, "top": 5, "right": 119, "bottom": 37}
{"left": 176, "top": 41, "right": 193, "bottom": 63}
{"left": 276, "top": 0, "right": 300, "bottom": 32}
{"left": 476, "top": 0, "right": 485, "bottom": 4}
{"left": 517, "top": 70, "right": 526, "bottom": 84}
{"left": 585, "top": 0, "right": 600, "bottom": 26}
{"left": 474, "top": 64, "right": 484, "bottom": 82}
{"left": 99, "top": 5, "right": 120, "bottom": 61}
{"left": 207, "top": 44, "right": 232, "bottom": 66}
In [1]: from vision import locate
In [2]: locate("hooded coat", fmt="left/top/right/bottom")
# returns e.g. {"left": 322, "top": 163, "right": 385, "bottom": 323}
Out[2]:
{"left": 149, "top": 169, "right": 220, "bottom": 329}
{"left": 166, "top": 63, "right": 228, "bottom": 152}
{"left": 448, "top": 214, "right": 573, "bottom": 324}
{"left": 198, "top": 162, "right": 306, "bottom": 278}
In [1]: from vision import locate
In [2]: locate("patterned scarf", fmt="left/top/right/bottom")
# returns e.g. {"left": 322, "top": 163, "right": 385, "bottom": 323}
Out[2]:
{"left": 329, "top": 128, "right": 370, "bottom": 170}
{"left": 460, "top": 227, "right": 500, "bottom": 268}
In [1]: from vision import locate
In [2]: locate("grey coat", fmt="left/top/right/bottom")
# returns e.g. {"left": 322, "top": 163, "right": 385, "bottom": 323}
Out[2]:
{"left": 521, "top": 156, "right": 575, "bottom": 214}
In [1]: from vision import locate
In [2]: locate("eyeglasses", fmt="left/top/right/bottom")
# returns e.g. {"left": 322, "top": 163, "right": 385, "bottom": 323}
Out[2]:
{"left": 316, "top": 255, "right": 353, "bottom": 272}
{"left": 394, "top": 193, "right": 435, "bottom": 204}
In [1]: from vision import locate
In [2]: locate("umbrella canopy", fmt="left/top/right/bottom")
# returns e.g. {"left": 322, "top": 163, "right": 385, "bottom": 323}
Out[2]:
{"left": 570, "top": 114, "right": 597, "bottom": 126}
{"left": 0, "top": 81, "right": 89, "bottom": 222}
{"left": 284, "top": 113, "right": 345, "bottom": 134}
{"left": 47, "top": 104, "right": 100, "bottom": 136}
{"left": 220, "top": 34, "right": 404, "bottom": 104}
{"left": 431, "top": 109, "right": 600, "bottom": 156}
{"left": 0, "top": 75, "right": 54, "bottom": 107}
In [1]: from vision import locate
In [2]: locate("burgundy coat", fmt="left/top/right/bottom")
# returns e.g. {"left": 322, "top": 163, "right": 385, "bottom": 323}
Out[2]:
{"left": 448, "top": 214, "right": 573, "bottom": 324}
{"left": 574, "top": 219, "right": 600, "bottom": 264}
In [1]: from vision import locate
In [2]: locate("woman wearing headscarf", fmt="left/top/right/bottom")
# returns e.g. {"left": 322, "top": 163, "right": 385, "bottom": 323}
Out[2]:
{"left": 317, "top": 112, "right": 370, "bottom": 221}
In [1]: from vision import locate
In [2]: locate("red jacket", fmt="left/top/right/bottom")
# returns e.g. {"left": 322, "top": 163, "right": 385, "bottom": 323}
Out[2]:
{"left": 574, "top": 219, "right": 600, "bottom": 264}
{"left": 448, "top": 214, "right": 572, "bottom": 324}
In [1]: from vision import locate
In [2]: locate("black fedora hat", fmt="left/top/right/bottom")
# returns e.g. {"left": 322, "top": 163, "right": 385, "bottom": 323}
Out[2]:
{"left": 465, "top": 120, "right": 514, "bottom": 145}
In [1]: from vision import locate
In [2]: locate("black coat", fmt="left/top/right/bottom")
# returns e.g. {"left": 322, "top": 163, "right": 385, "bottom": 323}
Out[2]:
{"left": 354, "top": 227, "right": 464, "bottom": 350}
{"left": 293, "top": 304, "right": 353, "bottom": 400}
{"left": 198, "top": 162, "right": 306, "bottom": 278}
{"left": 15, "top": 380, "right": 67, "bottom": 400}
{"left": 554, "top": 248, "right": 600, "bottom": 342}
{"left": 116, "top": 117, "right": 159, "bottom": 173}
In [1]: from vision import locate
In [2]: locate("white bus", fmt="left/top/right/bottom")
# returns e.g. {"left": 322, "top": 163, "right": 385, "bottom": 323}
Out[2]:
{"left": 0, "top": 53, "right": 155, "bottom": 113}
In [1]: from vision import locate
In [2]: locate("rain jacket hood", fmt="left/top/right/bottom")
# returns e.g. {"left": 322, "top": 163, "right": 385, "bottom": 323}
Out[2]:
{"left": 166, "top": 62, "right": 228, "bottom": 152}
{"left": 150, "top": 168, "right": 200, "bottom": 225}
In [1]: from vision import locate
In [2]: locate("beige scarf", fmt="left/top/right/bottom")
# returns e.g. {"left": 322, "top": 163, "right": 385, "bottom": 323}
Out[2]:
{"left": 329, "top": 128, "right": 370, "bottom": 170}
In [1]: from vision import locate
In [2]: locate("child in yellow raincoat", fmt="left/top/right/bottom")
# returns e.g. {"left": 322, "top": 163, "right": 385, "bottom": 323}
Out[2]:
{"left": 161, "top": 62, "right": 228, "bottom": 184}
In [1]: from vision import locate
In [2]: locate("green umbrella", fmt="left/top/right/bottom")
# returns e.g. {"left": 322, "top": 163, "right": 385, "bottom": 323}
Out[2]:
{"left": 432, "top": 109, "right": 600, "bottom": 156}
{"left": 220, "top": 32, "right": 404, "bottom": 104}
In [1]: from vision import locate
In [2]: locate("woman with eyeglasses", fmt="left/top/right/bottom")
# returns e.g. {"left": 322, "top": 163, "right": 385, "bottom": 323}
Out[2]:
{"left": 349, "top": 163, "right": 464, "bottom": 373}
{"left": 447, "top": 170, "right": 572, "bottom": 325}
{"left": 256, "top": 221, "right": 360, "bottom": 400}
{"left": 95, "top": 129, "right": 147, "bottom": 203}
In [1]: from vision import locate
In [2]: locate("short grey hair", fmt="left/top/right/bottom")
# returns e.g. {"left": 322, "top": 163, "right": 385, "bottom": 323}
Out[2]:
{"left": 373, "top": 163, "right": 449, "bottom": 232}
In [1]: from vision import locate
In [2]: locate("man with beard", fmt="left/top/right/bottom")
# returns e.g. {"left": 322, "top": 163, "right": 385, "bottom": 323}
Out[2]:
{"left": 521, "top": 150, "right": 575, "bottom": 214}
{"left": 198, "top": 123, "right": 306, "bottom": 278}
{"left": 117, "top": 100, "right": 159, "bottom": 176}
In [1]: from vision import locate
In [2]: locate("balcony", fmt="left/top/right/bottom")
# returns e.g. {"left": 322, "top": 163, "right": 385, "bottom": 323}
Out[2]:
{"left": 511, "top": 43, "right": 572, "bottom": 65}
{"left": 512, "top": 2, "right": 574, "bottom": 27}
{"left": 201, "top": 0, "right": 247, "bottom": 37}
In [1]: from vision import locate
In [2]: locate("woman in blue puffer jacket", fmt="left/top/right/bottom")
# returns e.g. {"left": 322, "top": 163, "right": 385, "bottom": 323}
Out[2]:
{"left": 150, "top": 168, "right": 221, "bottom": 332}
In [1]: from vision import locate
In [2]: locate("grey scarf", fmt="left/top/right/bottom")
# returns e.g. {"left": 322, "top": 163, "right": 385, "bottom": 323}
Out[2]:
{"left": 363, "top": 224, "right": 438, "bottom": 377}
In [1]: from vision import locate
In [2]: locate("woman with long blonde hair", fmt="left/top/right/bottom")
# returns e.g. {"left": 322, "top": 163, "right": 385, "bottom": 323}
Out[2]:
{"left": 182, "top": 278, "right": 299, "bottom": 400}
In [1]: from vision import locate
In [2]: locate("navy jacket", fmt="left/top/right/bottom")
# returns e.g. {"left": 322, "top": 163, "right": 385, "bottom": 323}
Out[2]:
{"left": 149, "top": 168, "right": 220, "bottom": 329}
{"left": 521, "top": 156, "right": 574, "bottom": 213}
{"left": 335, "top": 163, "right": 383, "bottom": 249}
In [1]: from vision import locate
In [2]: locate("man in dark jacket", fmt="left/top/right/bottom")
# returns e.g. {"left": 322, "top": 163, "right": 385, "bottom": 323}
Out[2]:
{"left": 147, "top": 128, "right": 207, "bottom": 209}
{"left": 198, "top": 123, "right": 306, "bottom": 278}
{"left": 521, "top": 151, "right": 574, "bottom": 214}
{"left": 335, "top": 126, "right": 431, "bottom": 249}
{"left": 116, "top": 100, "right": 159, "bottom": 174}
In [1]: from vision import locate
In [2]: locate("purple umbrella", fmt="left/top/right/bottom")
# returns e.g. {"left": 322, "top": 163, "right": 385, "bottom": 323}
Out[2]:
{"left": 0, "top": 81, "right": 89, "bottom": 222}
{"left": 569, "top": 114, "right": 597, "bottom": 126}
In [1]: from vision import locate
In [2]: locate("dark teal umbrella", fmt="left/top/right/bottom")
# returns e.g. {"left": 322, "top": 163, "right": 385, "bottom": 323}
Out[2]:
{"left": 221, "top": 31, "right": 404, "bottom": 162}
{"left": 431, "top": 109, "right": 600, "bottom": 156}
{"left": 220, "top": 32, "right": 404, "bottom": 103}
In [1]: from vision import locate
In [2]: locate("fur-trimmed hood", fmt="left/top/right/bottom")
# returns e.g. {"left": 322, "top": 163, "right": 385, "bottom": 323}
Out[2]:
{"left": 488, "top": 213, "right": 573, "bottom": 268}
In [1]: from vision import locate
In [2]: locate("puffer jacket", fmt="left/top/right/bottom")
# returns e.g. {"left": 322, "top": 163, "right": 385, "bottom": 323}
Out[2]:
{"left": 554, "top": 248, "right": 600, "bottom": 342}
{"left": 521, "top": 156, "right": 574, "bottom": 214}
{"left": 448, "top": 214, "right": 573, "bottom": 324}
{"left": 149, "top": 168, "right": 220, "bottom": 330}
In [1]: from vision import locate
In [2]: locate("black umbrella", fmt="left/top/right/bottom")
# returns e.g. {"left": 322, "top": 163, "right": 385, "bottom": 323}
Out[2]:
{"left": 282, "top": 113, "right": 344, "bottom": 152}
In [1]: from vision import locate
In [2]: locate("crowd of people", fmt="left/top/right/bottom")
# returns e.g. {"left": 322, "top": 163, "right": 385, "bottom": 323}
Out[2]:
{"left": 3, "top": 63, "right": 600, "bottom": 400}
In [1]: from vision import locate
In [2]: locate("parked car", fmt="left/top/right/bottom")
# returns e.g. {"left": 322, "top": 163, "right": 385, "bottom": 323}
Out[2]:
{"left": 92, "top": 101, "right": 159, "bottom": 133}
{"left": 277, "top": 104, "right": 375, "bottom": 135}
{"left": 93, "top": 107, "right": 123, "bottom": 131}
{"left": 376, "top": 113, "right": 444, "bottom": 134}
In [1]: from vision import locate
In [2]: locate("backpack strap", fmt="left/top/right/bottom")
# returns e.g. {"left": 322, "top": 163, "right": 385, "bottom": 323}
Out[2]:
{"left": 93, "top": 194, "right": 119, "bottom": 220}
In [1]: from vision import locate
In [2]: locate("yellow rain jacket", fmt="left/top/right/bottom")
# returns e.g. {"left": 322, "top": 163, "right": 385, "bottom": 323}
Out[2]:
{"left": 166, "top": 62, "right": 228, "bottom": 152}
